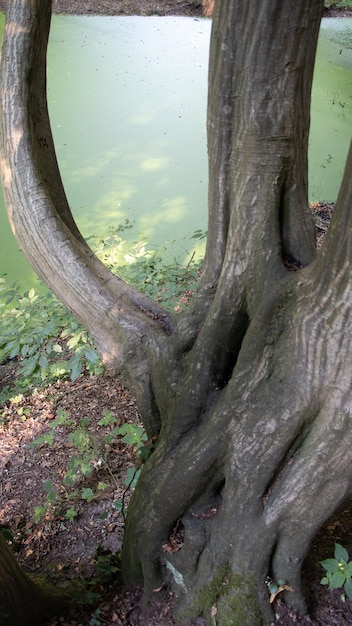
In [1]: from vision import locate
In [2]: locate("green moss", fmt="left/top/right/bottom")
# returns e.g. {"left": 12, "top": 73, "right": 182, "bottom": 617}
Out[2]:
{"left": 216, "top": 572, "right": 261, "bottom": 626}
{"left": 180, "top": 566, "right": 261, "bottom": 625}
{"left": 192, "top": 564, "right": 232, "bottom": 615}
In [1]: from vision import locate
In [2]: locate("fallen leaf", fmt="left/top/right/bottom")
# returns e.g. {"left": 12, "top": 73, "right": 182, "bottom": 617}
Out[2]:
{"left": 269, "top": 584, "right": 294, "bottom": 604}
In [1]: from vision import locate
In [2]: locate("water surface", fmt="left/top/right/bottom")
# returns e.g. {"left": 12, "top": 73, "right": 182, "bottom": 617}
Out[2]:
{"left": 0, "top": 16, "right": 351, "bottom": 287}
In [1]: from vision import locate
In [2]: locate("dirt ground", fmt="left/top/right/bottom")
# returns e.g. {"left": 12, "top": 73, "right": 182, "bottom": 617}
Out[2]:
{"left": 2, "top": 347, "right": 352, "bottom": 626}
{"left": 0, "top": 0, "right": 205, "bottom": 17}
{"left": 1, "top": 1, "right": 352, "bottom": 625}
{"left": 0, "top": 0, "right": 351, "bottom": 17}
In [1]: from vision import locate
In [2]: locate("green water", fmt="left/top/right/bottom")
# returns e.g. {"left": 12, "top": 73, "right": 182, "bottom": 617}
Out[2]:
{"left": 0, "top": 16, "right": 351, "bottom": 288}
{"left": 310, "top": 18, "right": 352, "bottom": 199}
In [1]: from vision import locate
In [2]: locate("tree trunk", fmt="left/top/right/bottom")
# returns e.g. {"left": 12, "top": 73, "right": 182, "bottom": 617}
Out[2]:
{"left": 2, "top": 0, "right": 352, "bottom": 625}
{"left": 122, "top": 1, "right": 352, "bottom": 623}
{"left": 0, "top": 532, "right": 67, "bottom": 626}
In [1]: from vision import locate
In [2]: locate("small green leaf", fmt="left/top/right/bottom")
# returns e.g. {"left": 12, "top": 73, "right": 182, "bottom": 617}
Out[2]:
{"left": 344, "top": 577, "right": 352, "bottom": 601}
{"left": 85, "top": 347, "right": 99, "bottom": 363}
{"left": 125, "top": 467, "right": 141, "bottom": 489}
{"left": 268, "top": 582, "right": 278, "bottom": 594}
{"left": 320, "top": 558, "right": 340, "bottom": 573}
{"left": 335, "top": 543, "right": 349, "bottom": 563}
{"left": 80, "top": 460, "right": 93, "bottom": 476}
{"left": 65, "top": 507, "right": 78, "bottom": 521}
{"left": 51, "top": 408, "right": 71, "bottom": 427}
{"left": 67, "top": 332, "right": 83, "bottom": 349}
{"left": 98, "top": 411, "right": 117, "bottom": 426}
{"left": 39, "top": 354, "right": 48, "bottom": 369}
{"left": 320, "top": 577, "right": 329, "bottom": 585}
{"left": 30, "top": 432, "right": 54, "bottom": 447}
{"left": 70, "top": 361, "right": 82, "bottom": 381}
{"left": 33, "top": 504, "right": 48, "bottom": 523}
{"left": 81, "top": 488, "right": 95, "bottom": 502}
{"left": 329, "top": 571, "right": 346, "bottom": 590}
{"left": 20, "top": 357, "right": 38, "bottom": 376}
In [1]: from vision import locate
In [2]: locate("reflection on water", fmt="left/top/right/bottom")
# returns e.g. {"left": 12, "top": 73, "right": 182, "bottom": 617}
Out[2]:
{"left": 0, "top": 16, "right": 351, "bottom": 287}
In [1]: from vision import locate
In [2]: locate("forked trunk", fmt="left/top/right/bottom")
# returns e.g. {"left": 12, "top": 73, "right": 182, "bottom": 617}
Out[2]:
{"left": 2, "top": 0, "right": 352, "bottom": 624}
{"left": 121, "top": 1, "right": 352, "bottom": 623}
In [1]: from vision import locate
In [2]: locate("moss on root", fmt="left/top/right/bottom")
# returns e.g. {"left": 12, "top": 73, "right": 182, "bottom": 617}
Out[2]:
{"left": 215, "top": 572, "right": 261, "bottom": 625}
{"left": 179, "top": 565, "right": 261, "bottom": 625}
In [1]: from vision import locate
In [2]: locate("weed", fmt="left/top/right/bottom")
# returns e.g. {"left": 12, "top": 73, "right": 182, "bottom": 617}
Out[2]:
{"left": 0, "top": 229, "right": 203, "bottom": 404}
{"left": 324, "top": 0, "right": 352, "bottom": 7}
{"left": 0, "top": 279, "right": 102, "bottom": 403}
{"left": 320, "top": 543, "right": 352, "bottom": 601}
{"left": 51, "top": 546, "right": 120, "bottom": 611}
{"left": 29, "top": 408, "right": 149, "bottom": 523}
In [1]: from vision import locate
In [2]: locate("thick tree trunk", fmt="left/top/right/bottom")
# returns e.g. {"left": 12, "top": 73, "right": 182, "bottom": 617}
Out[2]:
{"left": 122, "top": 140, "right": 352, "bottom": 626}
{"left": 2, "top": 0, "right": 352, "bottom": 625}
{"left": 122, "top": 1, "right": 352, "bottom": 624}
{"left": 0, "top": 532, "right": 67, "bottom": 626}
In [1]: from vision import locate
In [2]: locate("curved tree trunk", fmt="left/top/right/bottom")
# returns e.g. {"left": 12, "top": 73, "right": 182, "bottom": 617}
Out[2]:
{"left": 2, "top": 0, "right": 352, "bottom": 625}
{"left": 0, "top": 532, "right": 67, "bottom": 626}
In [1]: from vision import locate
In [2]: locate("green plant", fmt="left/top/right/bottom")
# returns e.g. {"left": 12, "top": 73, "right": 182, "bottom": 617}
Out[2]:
{"left": 320, "top": 543, "right": 352, "bottom": 600}
{"left": 0, "top": 228, "right": 203, "bottom": 404}
{"left": 64, "top": 417, "right": 97, "bottom": 485}
{"left": 102, "top": 421, "right": 152, "bottom": 488}
{"left": 0, "top": 279, "right": 102, "bottom": 403}
{"left": 65, "top": 507, "right": 78, "bottom": 521}
{"left": 324, "top": 0, "right": 352, "bottom": 7}
{"left": 53, "top": 547, "right": 120, "bottom": 612}
{"left": 30, "top": 410, "right": 98, "bottom": 521}
{"left": 28, "top": 408, "right": 150, "bottom": 523}
{"left": 33, "top": 479, "right": 61, "bottom": 523}
{"left": 90, "top": 226, "right": 203, "bottom": 311}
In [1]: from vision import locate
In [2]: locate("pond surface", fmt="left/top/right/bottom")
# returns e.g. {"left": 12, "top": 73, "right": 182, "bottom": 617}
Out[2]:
{"left": 0, "top": 16, "right": 351, "bottom": 287}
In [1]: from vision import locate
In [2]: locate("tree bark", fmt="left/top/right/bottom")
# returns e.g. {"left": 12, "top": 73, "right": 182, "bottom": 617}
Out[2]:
{"left": 2, "top": 0, "right": 352, "bottom": 625}
{"left": 0, "top": 532, "right": 67, "bottom": 626}
{"left": 122, "top": 1, "right": 352, "bottom": 623}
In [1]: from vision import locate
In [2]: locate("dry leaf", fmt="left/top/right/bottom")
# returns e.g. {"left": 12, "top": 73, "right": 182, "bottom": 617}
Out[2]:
{"left": 269, "top": 584, "right": 294, "bottom": 604}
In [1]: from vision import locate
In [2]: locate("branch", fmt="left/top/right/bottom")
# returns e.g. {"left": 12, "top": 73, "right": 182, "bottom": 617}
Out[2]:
{"left": 312, "top": 138, "right": 352, "bottom": 290}
{"left": 202, "top": 0, "right": 322, "bottom": 312}
{"left": 0, "top": 0, "right": 174, "bottom": 364}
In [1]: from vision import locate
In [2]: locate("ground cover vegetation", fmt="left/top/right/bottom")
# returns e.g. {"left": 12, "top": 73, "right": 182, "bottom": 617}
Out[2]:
{"left": 0, "top": 226, "right": 202, "bottom": 405}
{"left": 1, "top": 0, "right": 352, "bottom": 625}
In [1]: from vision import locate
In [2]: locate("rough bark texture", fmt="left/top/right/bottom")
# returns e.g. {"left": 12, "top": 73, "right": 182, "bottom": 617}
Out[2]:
{"left": 1, "top": 0, "right": 352, "bottom": 625}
